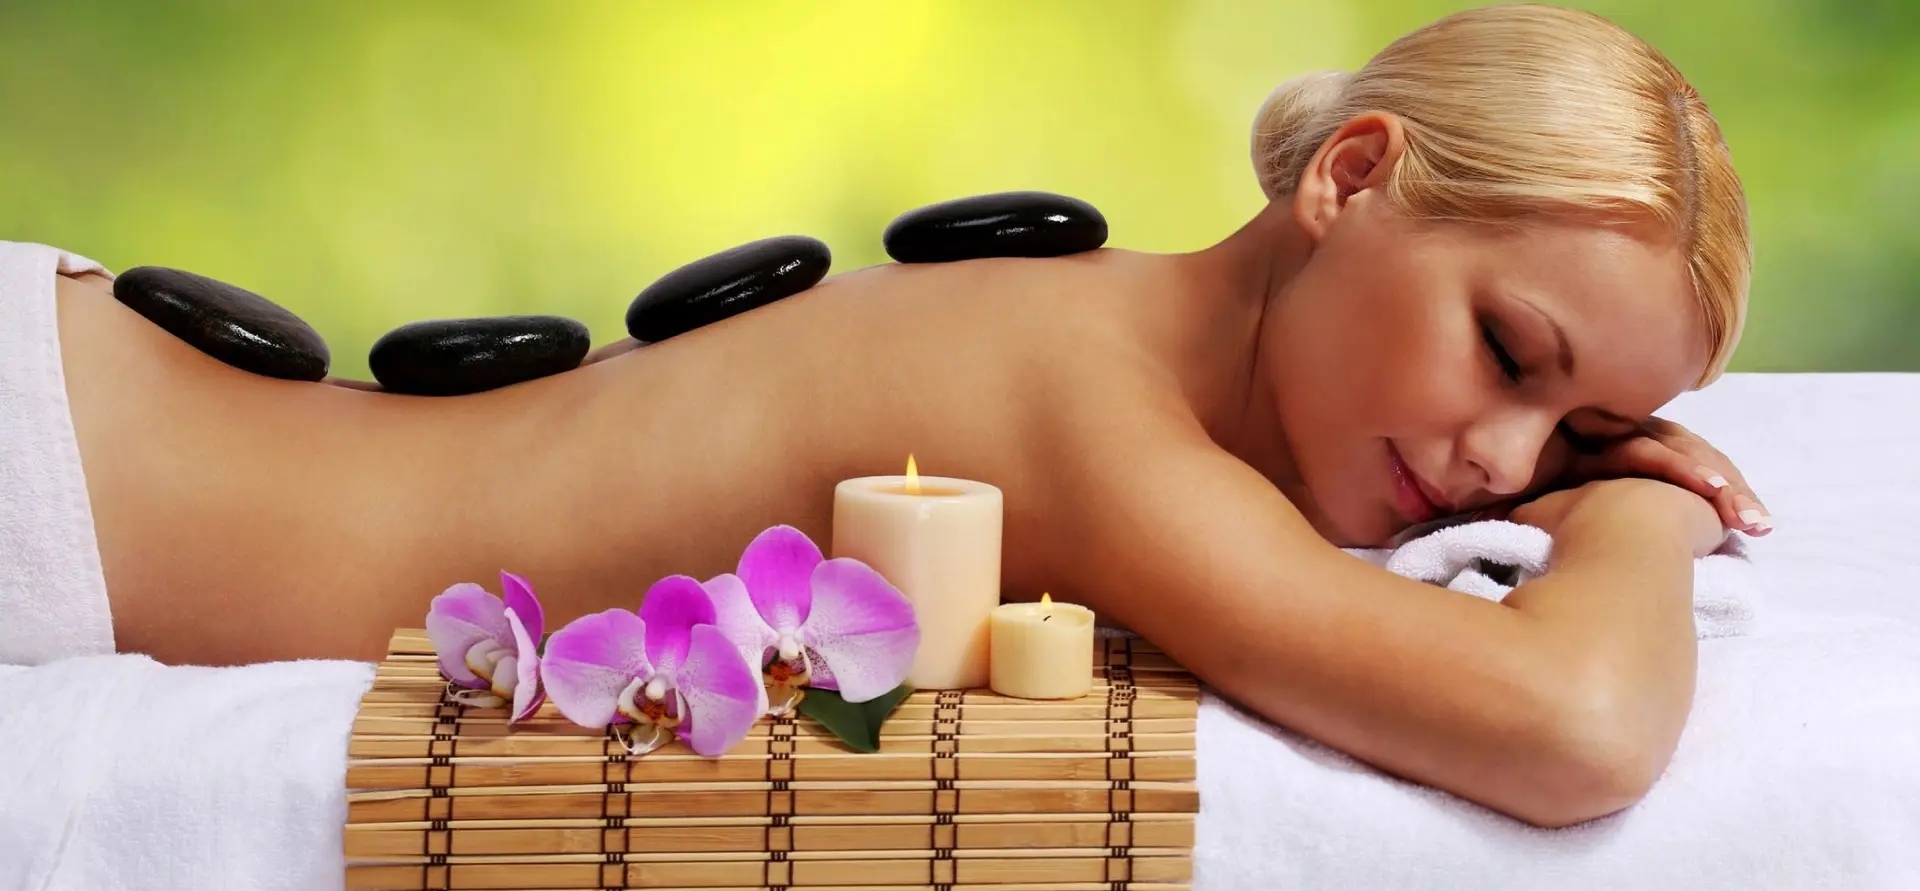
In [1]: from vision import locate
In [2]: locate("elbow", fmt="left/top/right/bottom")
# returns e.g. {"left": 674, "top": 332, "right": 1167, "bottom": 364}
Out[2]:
{"left": 1508, "top": 735, "right": 1663, "bottom": 829}
{"left": 1501, "top": 678, "right": 1677, "bottom": 829}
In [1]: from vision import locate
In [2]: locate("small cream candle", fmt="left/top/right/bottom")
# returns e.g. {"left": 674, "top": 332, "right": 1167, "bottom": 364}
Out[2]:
{"left": 989, "top": 593, "right": 1096, "bottom": 700}
{"left": 831, "top": 456, "right": 1003, "bottom": 691}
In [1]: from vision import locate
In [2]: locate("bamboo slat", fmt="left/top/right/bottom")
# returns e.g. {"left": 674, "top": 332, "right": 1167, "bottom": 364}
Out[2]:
{"left": 348, "top": 631, "right": 1197, "bottom": 890}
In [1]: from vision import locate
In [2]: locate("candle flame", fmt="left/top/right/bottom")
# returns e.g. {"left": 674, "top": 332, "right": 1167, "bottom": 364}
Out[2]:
{"left": 905, "top": 454, "right": 921, "bottom": 496}
{"left": 1041, "top": 592, "right": 1052, "bottom": 605}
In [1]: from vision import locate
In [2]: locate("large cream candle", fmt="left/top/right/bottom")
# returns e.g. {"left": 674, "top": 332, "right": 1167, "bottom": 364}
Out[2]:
{"left": 831, "top": 457, "right": 1004, "bottom": 690}
{"left": 988, "top": 593, "right": 1096, "bottom": 700}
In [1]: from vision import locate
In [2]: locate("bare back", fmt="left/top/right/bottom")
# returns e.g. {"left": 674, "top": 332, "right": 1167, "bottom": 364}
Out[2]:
{"left": 59, "top": 251, "right": 1208, "bottom": 663}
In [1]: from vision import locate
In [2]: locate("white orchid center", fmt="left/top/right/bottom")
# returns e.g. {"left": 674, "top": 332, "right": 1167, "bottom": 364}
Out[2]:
{"left": 464, "top": 640, "right": 510, "bottom": 682}
{"left": 617, "top": 674, "right": 683, "bottom": 729}
{"left": 616, "top": 676, "right": 647, "bottom": 719}
{"left": 489, "top": 655, "right": 519, "bottom": 700}
{"left": 776, "top": 634, "right": 802, "bottom": 662}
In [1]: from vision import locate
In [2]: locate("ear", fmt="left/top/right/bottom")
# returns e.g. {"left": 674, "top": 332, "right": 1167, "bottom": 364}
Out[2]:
{"left": 1292, "top": 112, "right": 1407, "bottom": 244}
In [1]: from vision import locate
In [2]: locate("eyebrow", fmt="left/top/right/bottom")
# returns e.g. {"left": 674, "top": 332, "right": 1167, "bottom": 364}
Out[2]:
{"left": 1513, "top": 296, "right": 1576, "bottom": 377}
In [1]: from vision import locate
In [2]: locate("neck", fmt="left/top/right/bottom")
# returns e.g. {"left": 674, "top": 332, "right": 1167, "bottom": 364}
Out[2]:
{"left": 1165, "top": 200, "right": 1312, "bottom": 482}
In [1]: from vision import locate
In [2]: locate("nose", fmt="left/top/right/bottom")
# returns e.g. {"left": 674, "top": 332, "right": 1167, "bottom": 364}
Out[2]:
{"left": 1459, "top": 409, "right": 1558, "bottom": 497}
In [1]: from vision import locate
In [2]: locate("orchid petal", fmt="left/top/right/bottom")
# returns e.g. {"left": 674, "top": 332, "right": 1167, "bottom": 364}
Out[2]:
{"left": 800, "top": 558, "right": 920, "bottom": 703}
{"left": 673, "top": 625, "right": 765, "bottom": 756}
{"left": 499, "top": 571, "right": 545, "bottom": 642}
{"left": 540, "top": 609, "right": 651, "bottom": 728}
{"left": 704, "top": 573, "right": 779, "bottom": 671}
{"left": 505, "top": 606, "right": 545, "bottom": 722}
{"left": 426, "top": 583, "right": 511, "bottom": 687}
{"left": 638, "top": 575, "right": 717, "bottom": 679}
{"left": 803, "top": 647, "right": 838, "bottom": 691}
{"left": 736, "top": 525, "right": 822, "bottom": 632}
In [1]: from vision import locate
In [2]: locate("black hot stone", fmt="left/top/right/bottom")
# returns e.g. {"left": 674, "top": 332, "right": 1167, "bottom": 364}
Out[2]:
{"left": 624, "top": 235, "right": 832, "bottom": 343}
{"left": 112, "top": 266, "right": 330, "bottom": 381}
{"left": 881, "top": 191, "right": 1108, "bottom": 264}
{"left": 368, "top": 315, "right": 592, "bottom": 396}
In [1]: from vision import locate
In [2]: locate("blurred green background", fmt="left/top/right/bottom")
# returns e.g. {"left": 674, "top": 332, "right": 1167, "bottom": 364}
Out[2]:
{"left": 3, "top": 1, "right": 1915, "bottom": 377}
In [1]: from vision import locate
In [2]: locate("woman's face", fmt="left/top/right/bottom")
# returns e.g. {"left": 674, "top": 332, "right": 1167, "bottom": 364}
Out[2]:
{"left": 1264, "top": 190, "right": 1708, "bottom": 548}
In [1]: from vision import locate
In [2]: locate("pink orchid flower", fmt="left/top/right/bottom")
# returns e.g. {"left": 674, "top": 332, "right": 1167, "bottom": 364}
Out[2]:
{"left": 706, "top": 525, "right": 919, "bottom": 714}
{"left": 539, "top": 576, "right": 763, "bottom": 757}
{"left": 425, "top": 571, "right": 546, "bottom": 723}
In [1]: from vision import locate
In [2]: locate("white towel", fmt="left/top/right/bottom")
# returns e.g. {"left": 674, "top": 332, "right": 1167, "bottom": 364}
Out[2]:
{"left": 1196, "top": 615, "right": 1920, "bottom": 890}
{"left": 0, "top": 241, "right": 118, "bottom": 665}
{"left": 1347, "top": 519, "right": 1760, "bottom": 639}
{"left": 0, "top": 654, "right": 375, "bottom": 891}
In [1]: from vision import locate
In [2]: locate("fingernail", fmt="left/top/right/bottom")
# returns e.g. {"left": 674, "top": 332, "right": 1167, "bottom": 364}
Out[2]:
{"left": 1738, "top": 508, "right": 1774, "bottom": 531}
{"left": 1697, "top": 466, "right": 1728, "bottom": 489}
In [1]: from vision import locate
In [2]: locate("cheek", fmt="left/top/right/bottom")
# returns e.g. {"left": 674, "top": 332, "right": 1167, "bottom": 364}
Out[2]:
{"left": 1270, "top": 275, "right": 1390, "bottom": 431}
{"left": 1346, "top": 286, "right": 1487, "bottom": 435}
{"left": 1272, "top": 236, "right": 1486, "bottom": 442}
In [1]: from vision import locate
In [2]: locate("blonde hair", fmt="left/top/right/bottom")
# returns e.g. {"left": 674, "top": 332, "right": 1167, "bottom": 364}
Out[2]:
{"left": 1252, "top": 4, "right": 1749, "bottom": 387}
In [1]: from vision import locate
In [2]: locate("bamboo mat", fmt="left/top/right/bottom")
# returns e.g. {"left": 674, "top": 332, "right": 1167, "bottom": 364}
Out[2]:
{"left": 347, "top": 630, "right": 1200, "bottom": 890}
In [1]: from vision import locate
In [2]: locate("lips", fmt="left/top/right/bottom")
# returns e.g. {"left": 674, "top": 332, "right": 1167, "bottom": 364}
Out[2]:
{"left": 1386, "top": 443, "right": 1449, "bottom": 525}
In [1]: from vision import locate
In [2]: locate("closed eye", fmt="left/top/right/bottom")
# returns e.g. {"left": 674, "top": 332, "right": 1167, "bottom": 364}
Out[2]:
{"left": 1481, "top": 321, "right": 1522, "bottom": 382}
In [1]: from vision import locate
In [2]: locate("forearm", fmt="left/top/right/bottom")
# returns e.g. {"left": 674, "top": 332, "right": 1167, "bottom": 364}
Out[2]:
{"left": 1152, "top": 560, "right": 1614, "bottom": 825}
{"left": 1110, "top": 512, "right": 1698, "bottom": 827}
{"left": 1499, "top": 504, "right": 1700, "bottom": 801}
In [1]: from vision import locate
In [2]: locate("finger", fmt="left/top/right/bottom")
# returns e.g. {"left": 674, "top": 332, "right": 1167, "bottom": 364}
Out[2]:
{"left": 1730, "top": 491, "right": 1775, "bottom": 536}
{"left": 1643, "top": 419, "right": 1766, "bottom": 512}
{"left": 1579, "top": 436, "right": 1728, "bottom": 503}
{"left": 1653, "top": 441, "right": 1769, "bottom": 531}
{"left": 1685, "top": 464, "right": 1778, "bottom": 534}
{"left": 1582, "top": 438, "right": 1772, "bottom": 535}
{"left": 1709, "top": 463, "right": 1765, "bottom": 522}
{"left": 1704, "top": 478, "right": 1748, "bottom": 533}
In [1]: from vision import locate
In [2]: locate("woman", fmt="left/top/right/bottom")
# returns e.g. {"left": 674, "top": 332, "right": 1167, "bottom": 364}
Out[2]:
{"left": 21, "top": 4, "right": 1765, "bottom": 827}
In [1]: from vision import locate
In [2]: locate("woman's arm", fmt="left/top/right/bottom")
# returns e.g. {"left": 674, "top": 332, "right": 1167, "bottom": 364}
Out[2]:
{"left": 1054, "top": 422, "right": 1718, "bottom": 828}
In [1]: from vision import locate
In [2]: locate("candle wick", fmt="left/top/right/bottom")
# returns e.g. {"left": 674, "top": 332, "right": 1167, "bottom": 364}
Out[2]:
{"left": 1043, "top": 615, "right": 1051, "bottom": 622}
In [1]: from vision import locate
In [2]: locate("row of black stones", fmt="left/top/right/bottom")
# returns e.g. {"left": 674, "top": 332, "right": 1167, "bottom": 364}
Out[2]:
{"left": 111, "top": 191, "right": 1108, "bottom": 395}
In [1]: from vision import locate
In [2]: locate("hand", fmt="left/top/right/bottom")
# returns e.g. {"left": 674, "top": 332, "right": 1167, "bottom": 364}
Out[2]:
{"left": 1557, "top": 416, "right": 1772, "bottom": 536}
{"left": 1510, "top": 478, "right": 1726, "bottom": 559}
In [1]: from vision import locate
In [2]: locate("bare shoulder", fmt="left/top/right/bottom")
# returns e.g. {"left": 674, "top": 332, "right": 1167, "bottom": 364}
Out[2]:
{"left": 1036, "top": 384, "right": 1333, "bottom": 594}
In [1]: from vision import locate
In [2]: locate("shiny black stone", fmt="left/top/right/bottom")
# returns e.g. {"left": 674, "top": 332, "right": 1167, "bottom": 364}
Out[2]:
{"left": 625, "top": 236, "right": 832, "bottom": 343}
{"left": 112, "top": 266, "right": 330, "bottom": 381}
{"left": 369, "top": 316, "right": 592, "bottom": 396}
{"left": 882, "top": 191, "right": 1108, "bottom": 264}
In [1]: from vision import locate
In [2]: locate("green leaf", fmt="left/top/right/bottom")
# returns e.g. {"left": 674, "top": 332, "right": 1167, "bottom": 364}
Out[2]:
{"left": 795, "top": 684, "right": 914, "bottom": 754}
{"left": 857, "top": 684, "right": 913, "bottom": 751}
{"left": 795, "top": 688, "right": 875, "bottom": 753}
